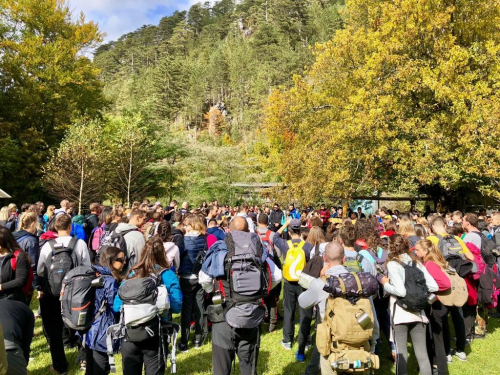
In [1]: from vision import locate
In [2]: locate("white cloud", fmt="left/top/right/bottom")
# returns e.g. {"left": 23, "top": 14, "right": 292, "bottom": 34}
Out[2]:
{"left": 66, "top": 0, "right": 198, "bottom": 42}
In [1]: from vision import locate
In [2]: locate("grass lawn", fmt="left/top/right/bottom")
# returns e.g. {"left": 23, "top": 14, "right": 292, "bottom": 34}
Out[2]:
{"left": 28, "top": 297, "right": 500, "bottom": 375}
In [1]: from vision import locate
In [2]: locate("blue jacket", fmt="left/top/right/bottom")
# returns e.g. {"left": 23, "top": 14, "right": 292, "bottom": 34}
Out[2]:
{"left": 85, "top": 266, "right": 120, "bottom": 353}
{"left": 12, "top": 230, "right": 39, "bottom": 284}
{"left": 201, "top": 240, "right": 228, "bottom": 278}
{"left": 289, "top": 209, "right": 301, "bottom": 220}
{"left": 112, "top": 267, "right": 182, "bottom": 316}
{"left": 178, "top": 235, "right": 207, "bottom": 275}
{"left": 207, "top": 227, "right": 226, "bottom": 241}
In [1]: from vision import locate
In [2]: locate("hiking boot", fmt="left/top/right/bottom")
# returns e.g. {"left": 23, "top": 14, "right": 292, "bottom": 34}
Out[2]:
{"left": 281, "top": 340, "right": 292, "bottom": 350}
{"left": 454, "top": 351, "right": 467, "bottom": 361}
{"left": 178, "top": 343, "right": 189, "bottom": 353}
{"left": 295, "top": 351, "right": 305, "bottom": 362}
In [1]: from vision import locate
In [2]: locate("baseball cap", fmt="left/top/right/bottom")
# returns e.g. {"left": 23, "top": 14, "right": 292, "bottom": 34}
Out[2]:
{"left": 290, "top": 219, "right": 301, "bottom": 229}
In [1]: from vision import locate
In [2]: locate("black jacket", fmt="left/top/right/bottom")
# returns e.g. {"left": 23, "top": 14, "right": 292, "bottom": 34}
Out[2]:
{"left": 0, "top": 299, "right": 35, "bottom": 362}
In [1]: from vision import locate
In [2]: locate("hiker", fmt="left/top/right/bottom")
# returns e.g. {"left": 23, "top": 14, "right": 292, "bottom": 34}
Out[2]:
{"left": 112, "top": 237, "right": 182, "bottom": 375}
{"left": 0, "top": 299, "right": 35, "bottom": 375}
{"left": 199, "top": 216, "right": 282, "bottom": 375}
{"left": 0, "top": 227, "right": 31, "bottom": 303}
{"left": 37, "top": 213, "right": 90, "bottom": 375}
{"left": 84, "top": 247, "right": 125, "bottom": 375}
{"left": 114, "top": 208, "right": 146, "bottom": 274}
{"left": 381, "top": 234, "right": 438, "bottom": 375}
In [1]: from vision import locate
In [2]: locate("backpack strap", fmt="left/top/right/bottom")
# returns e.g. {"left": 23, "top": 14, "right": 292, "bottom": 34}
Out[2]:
{"left": 338, "top": 276, "right": 347, "bottom": 295}
{"left": 10, "top": 250, "right": 20, "bottom": 271}
{"left": 352, "top": 273, "right": 363, "bottom": 296}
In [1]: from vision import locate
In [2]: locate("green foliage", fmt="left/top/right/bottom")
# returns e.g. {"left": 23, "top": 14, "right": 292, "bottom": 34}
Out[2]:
{"left": 0, "top": 0, "right": 105, "bottom": 201}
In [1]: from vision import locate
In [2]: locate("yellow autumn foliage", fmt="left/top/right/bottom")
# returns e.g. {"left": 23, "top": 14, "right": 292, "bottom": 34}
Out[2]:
{"left": 263, "top": 0, "right": 500, "bottom": 202}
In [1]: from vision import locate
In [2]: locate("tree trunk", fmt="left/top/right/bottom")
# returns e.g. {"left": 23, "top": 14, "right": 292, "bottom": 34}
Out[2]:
{"left": 78, "top": 162, "right": 84, "bottom": 215}
{"left": 127, "top": 143, "right": 133, "bottom": 208}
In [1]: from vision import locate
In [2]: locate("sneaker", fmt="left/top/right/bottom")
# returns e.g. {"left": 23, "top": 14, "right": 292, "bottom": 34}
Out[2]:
{"left": 281, "top": 340, "right": 291, "bottom": 350}
{"left": 295, "top": 351, "right": 305, "bottom": 362}
{"left": 454, "top": 351, "right": 467, "bottom": 361}
{"left": 178, "top": 343, "right": 189, "bottom": 353}
{"left": 80, "top": 360, "right": 86, "bottom": 372}
{"left": 194, "top": 341, "right": 202, "bottom": 349}
{"left": 446, "top": 355, "right": 452, "bottom": 363}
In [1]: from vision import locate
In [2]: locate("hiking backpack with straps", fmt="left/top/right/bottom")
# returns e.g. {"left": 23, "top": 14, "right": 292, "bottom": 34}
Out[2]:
{"left": 88, "top": 223, "right": 106, "bottom": 253}
{"left": 99, "top": 229, "right": 138, "bottom": 268}
{"left": 316, "top": 272, "right": 379, "bottom": 373}
{"left": 60, "top": 265, "right": 110, "bottom": 331}
{"left": 219, "top": 231, "right": 271, "bottom": 329}
{"left": 436, "top": 267, "right": 468, "bottom": 307}
{"left": 477, "top": 265, "right": 500, "bottom": 309}
{"left": 474, "top": 231, "right": 500, "bottom": 267}
{"left": 395, "top": 261, "right": 430, "bottom": 312}
{"left": 344, "top": 253, "right": 364, "bottom": 273}
{"left": 45, "top": 238, "right": 79, "bottom": 296}
{"left": 436, "top": 234, "right": 465, "bottom": 260}
{"left": 283, "top": 240, "right": 306, "bottom": 282}
{"left": 106, "top": 271, "right": 176, "bottom": 373}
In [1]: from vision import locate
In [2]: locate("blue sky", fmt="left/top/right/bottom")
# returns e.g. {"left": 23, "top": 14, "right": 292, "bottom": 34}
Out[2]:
{"left": 67, "top": 1, "right": 207, "bottom": 42}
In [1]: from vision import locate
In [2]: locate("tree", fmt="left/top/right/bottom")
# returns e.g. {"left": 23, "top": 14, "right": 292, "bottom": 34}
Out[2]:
{"left": 263, "top": 0, "right": 500, "bottom": 206}
{"left": 0, "top": 0, "right": 105, "bottom": 201}
{"left": 43, "top": 120, "right": 108, "bottom": 214}
{"left": 107, "top": 114, "right": 164, "bottom": 207}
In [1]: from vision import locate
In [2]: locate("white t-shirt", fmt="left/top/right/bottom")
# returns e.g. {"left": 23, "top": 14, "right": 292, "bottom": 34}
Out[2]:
{"left": 463, "top": 231, "right": 482, "bottom": 250}
{"left": 37, "top": 236, "right": 91, "bottom": 277}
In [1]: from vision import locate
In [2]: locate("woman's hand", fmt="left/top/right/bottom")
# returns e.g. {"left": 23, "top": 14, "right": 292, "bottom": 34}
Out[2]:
{"left": 381, "top": 276, "right": 390, "bottom": 285}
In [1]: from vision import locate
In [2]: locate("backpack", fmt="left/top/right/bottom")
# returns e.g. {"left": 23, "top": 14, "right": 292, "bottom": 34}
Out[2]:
{"left": 106, "top": 270, "right": 177, "bottom": 373}
{"left": 474, "top": 231, "right": 500, "bottom": 267}
{"left": 220, "top": 231, "right": 271, "bottom": 329}
{"left": 344, "top": 253, "right": 364, "bottom": 273}
{"left": 283, "top": 240, "right": 306, "bottom": 282}
{"left": 323, "top": 272, "right": 379, "bottom": 299}
{"left": 395, "top": 261, "right": 429, "bottom": 312}
{"left": 436, "top": 234, "right": 465, "bottom": 259}
{"left": 99, "top": 229, "right": 137, "bottom": 269}
{"left": 259, "top": 230, "right": 281, "bottom": 269}
{"left": 316, "top": 272, "right": 379, "bottom": 373}
{"left": 45, "top": 238, "right": 79, "bottom": 296}
{"left": 60, "top": 265, "right": 109, "bottom": 331}
{"left": 437, "top": 267, "right": 468, "bottom": 307}
{"left": 466, "top": 242, "right": 486, "bottom": 280}
{"left": 302, "top": 245, "right": 323, "bottom": 279}
{"left": 477, "top": 265, "right": 500, "bottom": 308}
{"left": 83, "top": 214, "right": 97, "bottom": 237}
{"left": 10, "top": 250, "right": 34, "bottom": 299}
{"left": 88, "top": 223, "right": 106, "bottom": 253}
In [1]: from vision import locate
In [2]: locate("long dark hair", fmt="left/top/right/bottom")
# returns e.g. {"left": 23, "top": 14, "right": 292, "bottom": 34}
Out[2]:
{"left": 99, "top": 246, "right": 124, "bottom": 281}
{"left": 129, "top": 237, "right": 170, "bottom": 279}
{"left": 0, "top": 226, "right": 21, "bottom": 253}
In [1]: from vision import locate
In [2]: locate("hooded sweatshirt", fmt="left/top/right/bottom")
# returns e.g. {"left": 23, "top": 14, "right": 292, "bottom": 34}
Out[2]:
{"left": 163, "top": 242, "right": 180, "bottom": 273}
{"left": 114, "top": 223, "right": 145, "bottom": 273}
{"left": 13, "top": 230, "right": 39, "bottom": 276}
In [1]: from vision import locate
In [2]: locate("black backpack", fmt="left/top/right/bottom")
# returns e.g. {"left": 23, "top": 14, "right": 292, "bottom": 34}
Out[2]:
{"left": 45, "top": 238, "right": 79, "bottom": 296}
{"left": 61, "top": 265, "right": 108, "bottom": 331}
{"left": 302, "top": 244, "right": 323, "bottom": 278}
{"left": 83, "top": 214, "right": 98, "bottom": 238}
{"left": 99, "top": 229, "right": 137, "bottom": 269}
{"left": 474, "top": 231, "right": 500, "bottom": 267}
{"left": 395, "top": 261, "right": 429, "bottom": 312}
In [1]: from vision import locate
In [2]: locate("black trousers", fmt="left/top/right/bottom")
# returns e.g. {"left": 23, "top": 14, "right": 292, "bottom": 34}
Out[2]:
{"left": 445, "top": 306, "right": 466, "bottom": 353}
{"left": 303, "top": 346, "right": 321, "bottom": 375}
{"left": 374, "top": 295, "right": 392, "bottom": 353}
{"left": 40, "top": 294, "right": 68, "bottom": 373}
{"left": 264, "top": 280, "right": 282, "bottom": 326}
{"left": 180, "top": 278, "right": 206, "bottom": 345}
{"left": 283, "top": 280, "right": 310, "bottom": 347}
{"left": 462, "top": 303, "right": 477, "bottom": 340}
{"left": 85, "top": 348, "right": 110, "bottom": 375}
{"left": 212, "top": 323, "right": 259, "bottom": 375}
{"left": 121, "top": 338, "right": 165, "bottom": 375}
{"left": 426, "top": 302, "right": 449, "bottom": 375}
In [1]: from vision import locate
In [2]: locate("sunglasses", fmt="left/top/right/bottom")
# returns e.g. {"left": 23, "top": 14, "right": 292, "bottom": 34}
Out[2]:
{"left": 114, "top": 257, "right": 127, "bottom": 264}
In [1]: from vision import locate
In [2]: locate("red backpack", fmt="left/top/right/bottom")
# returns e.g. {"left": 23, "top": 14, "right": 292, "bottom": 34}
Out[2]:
{"left": 11, "top": 250, "right": 34, "bottom": 298}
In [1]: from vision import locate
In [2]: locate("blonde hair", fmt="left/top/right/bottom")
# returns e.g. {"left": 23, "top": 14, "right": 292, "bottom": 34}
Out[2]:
{"left": 17, "top": 211, "right": 38, "bottom": 231}
{"left": 415, "top": 239, "right": 447, "bottom": 269}
{"left": 398, "top": 218, "right": 416, "bottom": 236}
{"left": 183, "top": 213, "right": 206, "bottom": 234}
{"left": 306, "top": 226, "right": 326, "bottom": 246}
{"left": 7, "top": 203, "right": 17, "bottom": 213}
{"left": 46, "top": 205, "right": 56, "bottom": 220}
{"left": 0, "top": 207, "right": 9, "bottom": 221}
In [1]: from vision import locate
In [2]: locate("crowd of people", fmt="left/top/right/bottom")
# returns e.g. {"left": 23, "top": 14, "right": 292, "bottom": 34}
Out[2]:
{"left": 0, "top": 198, "right": 499, "bottom": 375}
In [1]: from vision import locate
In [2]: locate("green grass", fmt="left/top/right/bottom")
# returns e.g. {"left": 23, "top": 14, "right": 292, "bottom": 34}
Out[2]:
{"left": 28, "top": 296, "right": 500, "bottom": 375}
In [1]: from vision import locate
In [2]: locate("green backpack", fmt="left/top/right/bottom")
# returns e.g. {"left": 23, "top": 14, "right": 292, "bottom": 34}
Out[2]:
{"left": 344, "top": 253, "right": 364, "bottom": 273}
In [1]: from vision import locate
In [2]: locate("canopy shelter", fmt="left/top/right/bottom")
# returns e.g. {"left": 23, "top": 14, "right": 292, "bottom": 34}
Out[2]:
{"left": 0, "top": 189, "right": 11, "bottom": 198}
